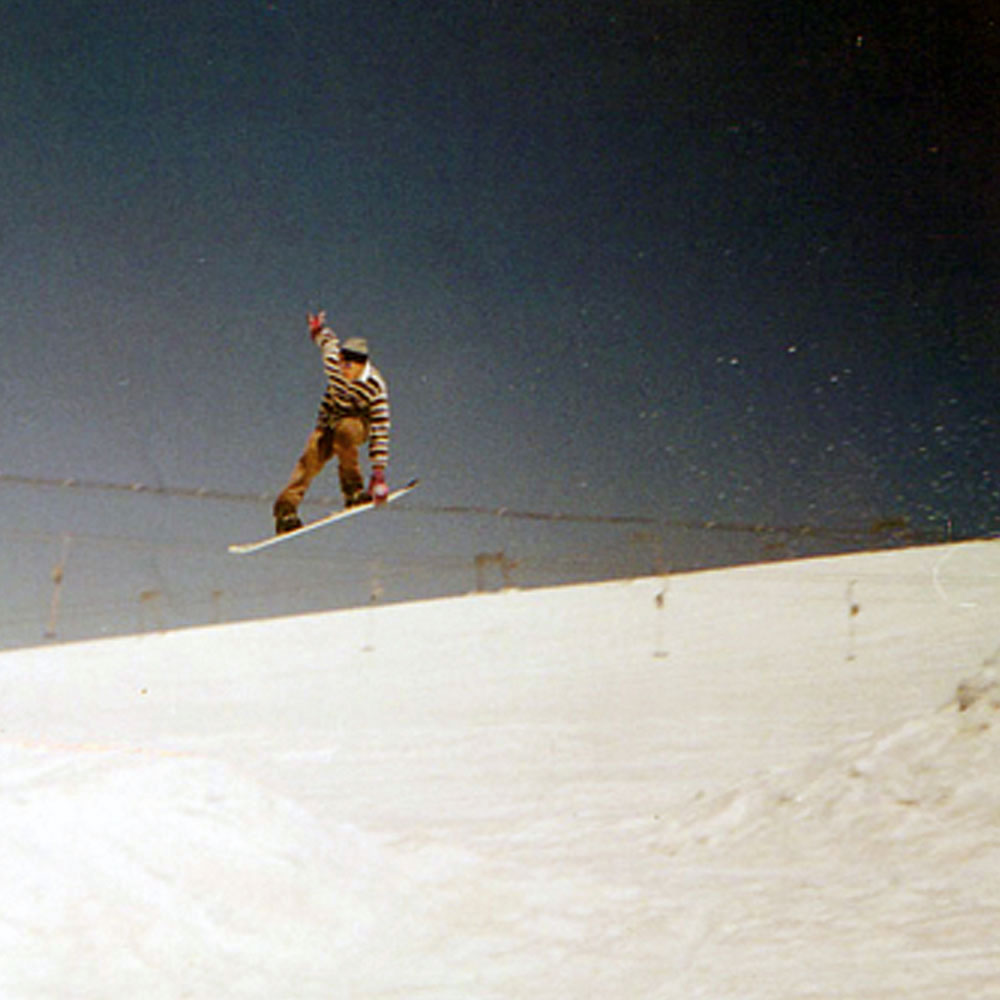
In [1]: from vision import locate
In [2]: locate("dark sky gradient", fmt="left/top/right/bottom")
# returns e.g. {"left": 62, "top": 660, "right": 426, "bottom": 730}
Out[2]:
{"left": 1, "top": 1, "right": 997, "bottom": 643}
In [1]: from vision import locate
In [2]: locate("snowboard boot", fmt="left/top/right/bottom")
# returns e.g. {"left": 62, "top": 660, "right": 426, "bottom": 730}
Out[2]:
{"left": 273, "top": 499, "right": 303, "bottom": 535}
{"left": 340, "top": 468, "right": 370, "bottom": 509}
{"left": 343, "top": 487, "right": 372, "bottom": 509}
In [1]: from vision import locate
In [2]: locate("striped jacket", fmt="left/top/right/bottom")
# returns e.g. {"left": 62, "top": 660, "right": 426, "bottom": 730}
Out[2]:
{"left": 313, "top": 327, "right": 390, "bottom": 469}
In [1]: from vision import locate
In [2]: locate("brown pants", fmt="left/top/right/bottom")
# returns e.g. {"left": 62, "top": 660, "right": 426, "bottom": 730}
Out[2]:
{"left": 274, "top": 417, "right": 368, "bottom": 515}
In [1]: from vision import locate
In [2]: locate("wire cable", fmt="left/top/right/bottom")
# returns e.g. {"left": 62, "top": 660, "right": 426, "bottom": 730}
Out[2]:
{"left": 0, "top": 471, "right": 951, "bottom": 543}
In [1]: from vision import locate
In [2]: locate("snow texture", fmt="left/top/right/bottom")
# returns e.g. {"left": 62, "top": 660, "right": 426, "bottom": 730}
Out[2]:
{"left": 0, "top": 540, "right": 998, "bottom": 998}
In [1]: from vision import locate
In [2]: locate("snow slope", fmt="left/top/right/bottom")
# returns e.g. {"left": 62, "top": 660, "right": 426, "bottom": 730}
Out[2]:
{"left": 0, "top": 540, "right": 997, "bottom": 998}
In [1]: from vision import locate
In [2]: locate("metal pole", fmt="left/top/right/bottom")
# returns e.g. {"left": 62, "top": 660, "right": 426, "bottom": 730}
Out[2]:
{"left": 44, "top": 535, "right": 73, "bottom": 640}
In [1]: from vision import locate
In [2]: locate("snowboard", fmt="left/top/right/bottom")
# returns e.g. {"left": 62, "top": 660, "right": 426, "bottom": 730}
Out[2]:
{"left": 228, "top": 478, "right": 420, "bottom": 555}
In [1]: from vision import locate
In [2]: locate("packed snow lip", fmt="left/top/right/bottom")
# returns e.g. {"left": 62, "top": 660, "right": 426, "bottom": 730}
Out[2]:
{"left": 0, "top": 540, "right": 997, "bottom": 998}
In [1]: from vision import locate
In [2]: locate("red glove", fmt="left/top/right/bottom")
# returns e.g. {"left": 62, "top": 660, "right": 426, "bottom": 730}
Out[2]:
{"left": 369, "top": 468, "right": 389, "bottom": 505}
{"left": 307, "top": 310, "right": 326, "bottom": 340}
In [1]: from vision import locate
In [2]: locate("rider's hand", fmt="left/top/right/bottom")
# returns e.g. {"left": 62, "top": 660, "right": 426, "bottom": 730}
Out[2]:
{"left": 307, "top": 310, "right": 326, "bottom": 340}
{"left": 369, "top": 468, "right": 389, "bottom": 505}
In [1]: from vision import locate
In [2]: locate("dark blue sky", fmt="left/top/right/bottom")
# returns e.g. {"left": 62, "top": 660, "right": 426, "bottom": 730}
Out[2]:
{"left": 1, "top": 1, "right": 997, "bottom": 643}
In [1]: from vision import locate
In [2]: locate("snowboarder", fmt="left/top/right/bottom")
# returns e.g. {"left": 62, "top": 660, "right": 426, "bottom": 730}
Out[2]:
{"left": 272, "top": 311, "right": 390, "bottom": 534}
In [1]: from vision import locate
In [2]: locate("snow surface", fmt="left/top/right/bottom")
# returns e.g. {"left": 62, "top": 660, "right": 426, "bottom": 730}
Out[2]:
{"left": 0, "top": 540, "right": 998, "bottom": 999}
